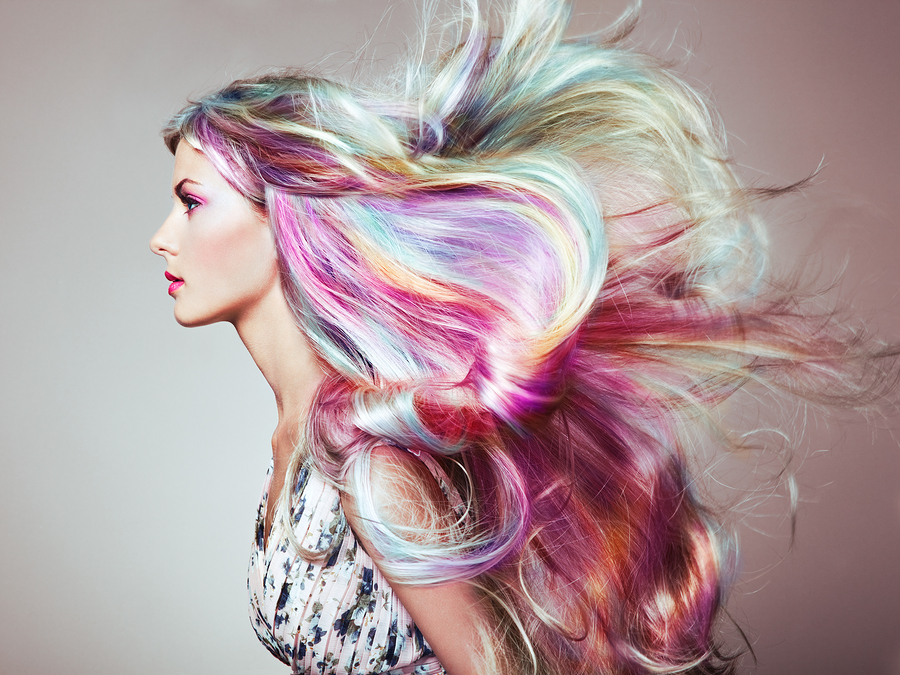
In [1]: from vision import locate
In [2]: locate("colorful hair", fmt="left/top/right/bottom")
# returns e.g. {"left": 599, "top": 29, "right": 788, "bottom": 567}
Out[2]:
{"left": 163, "top": 1, "right": 896, "bottom": 672}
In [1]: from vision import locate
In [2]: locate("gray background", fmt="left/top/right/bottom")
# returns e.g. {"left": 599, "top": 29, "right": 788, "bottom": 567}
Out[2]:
{"left": 1, "top": 1, "right": 898, "bottom": 674}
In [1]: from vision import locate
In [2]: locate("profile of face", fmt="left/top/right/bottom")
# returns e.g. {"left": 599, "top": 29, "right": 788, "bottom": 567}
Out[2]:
{"left": 151, "top": 141, "right": 280, "bottom": 328}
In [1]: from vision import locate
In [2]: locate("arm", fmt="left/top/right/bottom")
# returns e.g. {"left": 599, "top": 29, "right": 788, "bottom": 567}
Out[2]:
{"left": 340, "top": 445, "right": 497, "bottom": 675}
{"left": 390, "top": 576, "right": 488, "bottom": 675}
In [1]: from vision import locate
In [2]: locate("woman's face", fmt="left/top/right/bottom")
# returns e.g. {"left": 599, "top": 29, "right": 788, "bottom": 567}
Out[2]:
{"left": 151, "top": 140, "right": 280, "bottom": 328}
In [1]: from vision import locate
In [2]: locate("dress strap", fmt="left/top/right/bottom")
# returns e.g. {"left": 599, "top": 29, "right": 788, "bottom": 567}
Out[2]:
{"left": 403, "top": 448, "right": 466, "bottom": 518}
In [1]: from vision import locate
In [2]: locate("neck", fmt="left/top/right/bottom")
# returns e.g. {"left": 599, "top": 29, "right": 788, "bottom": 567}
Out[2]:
{"left": 232, "top": 283, "right": 327, "bottom": 464}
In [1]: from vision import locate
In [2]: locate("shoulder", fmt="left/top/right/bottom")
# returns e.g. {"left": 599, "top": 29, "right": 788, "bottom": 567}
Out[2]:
{"left": 341, "top": 447, "right": 495, "bottom": 675}
{"left": 368, "top": 445, "right": 451, "bottom": 518}
{"left": 340, "top": 445, "right": 453, "bottom": 559}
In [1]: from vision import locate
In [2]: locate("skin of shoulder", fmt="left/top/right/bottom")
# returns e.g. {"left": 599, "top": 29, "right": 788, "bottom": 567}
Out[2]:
{"left": 340, "top": 445, "right": 491, "bottom": 675}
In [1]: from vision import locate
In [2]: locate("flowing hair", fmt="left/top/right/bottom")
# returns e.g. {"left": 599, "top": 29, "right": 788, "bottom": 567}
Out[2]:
{"left": 163, "top": 1, "right": 896, "bottom": 672}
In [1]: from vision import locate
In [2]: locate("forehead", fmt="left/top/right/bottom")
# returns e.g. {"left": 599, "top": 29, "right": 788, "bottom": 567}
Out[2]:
{"left": 171, "top": 139, "right": 218, "bottom": 185}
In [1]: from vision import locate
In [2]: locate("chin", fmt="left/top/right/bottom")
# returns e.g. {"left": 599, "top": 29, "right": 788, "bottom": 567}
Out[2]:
{"left": 173, "top": 306, "right": 213, "bottom": 328}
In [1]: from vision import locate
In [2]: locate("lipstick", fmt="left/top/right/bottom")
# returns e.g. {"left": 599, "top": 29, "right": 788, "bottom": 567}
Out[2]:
{"left": 165, "top": 271, "right": 184, "bottom": 295}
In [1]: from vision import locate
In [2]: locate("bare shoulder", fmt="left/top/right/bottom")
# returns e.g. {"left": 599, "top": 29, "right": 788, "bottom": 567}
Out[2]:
{"left": 340, "top": 444, "right": 452, "bottom": 552}
{"left": 340, "top": 446, "right": 496, "bottom": 675}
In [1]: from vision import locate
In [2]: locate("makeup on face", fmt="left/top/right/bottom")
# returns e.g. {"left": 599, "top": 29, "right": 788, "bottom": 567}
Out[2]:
{"left": 165, "top": 270, "right": 184, "bottom": 295}
{"left": 151, "top": 141, "right": 279, "bottom": 328}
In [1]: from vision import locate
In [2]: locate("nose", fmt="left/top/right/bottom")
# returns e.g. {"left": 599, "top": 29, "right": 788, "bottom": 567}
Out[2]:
{"left": 150, "top": 210, "right": 178, "bottom": 257}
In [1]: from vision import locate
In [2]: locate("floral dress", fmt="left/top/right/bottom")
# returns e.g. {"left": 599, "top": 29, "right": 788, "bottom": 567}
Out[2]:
{"left": 248, "top": 459, "right": 446, "bottom": 675}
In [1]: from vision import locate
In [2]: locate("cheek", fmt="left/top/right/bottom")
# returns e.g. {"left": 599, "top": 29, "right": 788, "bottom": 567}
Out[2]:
{"left": 196, "top": 218, "right": 277, "bottom": 292}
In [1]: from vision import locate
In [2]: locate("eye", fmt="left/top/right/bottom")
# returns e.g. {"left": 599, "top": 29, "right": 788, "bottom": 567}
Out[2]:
{"left": 177, "top": 189, "right": 201, "bottom": 214}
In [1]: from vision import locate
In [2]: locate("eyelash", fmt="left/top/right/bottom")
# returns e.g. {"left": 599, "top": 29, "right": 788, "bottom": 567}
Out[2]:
{"left": 177, "top": 191, "right": 201, "bottom": 213}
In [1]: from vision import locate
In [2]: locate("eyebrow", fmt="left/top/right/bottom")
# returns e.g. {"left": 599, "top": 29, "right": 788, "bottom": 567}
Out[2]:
{"left": 173, "top": 178, "right": 201, "bottom": 195}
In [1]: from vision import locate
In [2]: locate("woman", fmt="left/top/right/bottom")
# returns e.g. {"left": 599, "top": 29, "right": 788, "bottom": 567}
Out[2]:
{"left": 150, "top": 1, "right": 894, "bottom": 673}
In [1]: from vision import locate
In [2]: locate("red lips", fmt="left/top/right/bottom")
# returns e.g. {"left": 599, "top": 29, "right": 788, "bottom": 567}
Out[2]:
{"left": 165, "top": 271, "right": 184, "bottom": 295}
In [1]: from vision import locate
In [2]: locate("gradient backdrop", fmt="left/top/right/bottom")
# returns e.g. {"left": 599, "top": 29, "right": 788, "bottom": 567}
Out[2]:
{"left": 1, "top": 1, "right": 898, "bottom": 674}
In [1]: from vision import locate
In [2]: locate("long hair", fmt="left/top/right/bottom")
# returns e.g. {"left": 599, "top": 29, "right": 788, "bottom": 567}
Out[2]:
{"left": 163, "top": 1, "right": 896, "bottom": 672}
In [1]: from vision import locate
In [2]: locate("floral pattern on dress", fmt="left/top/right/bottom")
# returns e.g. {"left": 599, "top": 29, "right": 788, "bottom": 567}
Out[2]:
{"left": 248, "top": 460, "right": 446, "bottom": 675}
